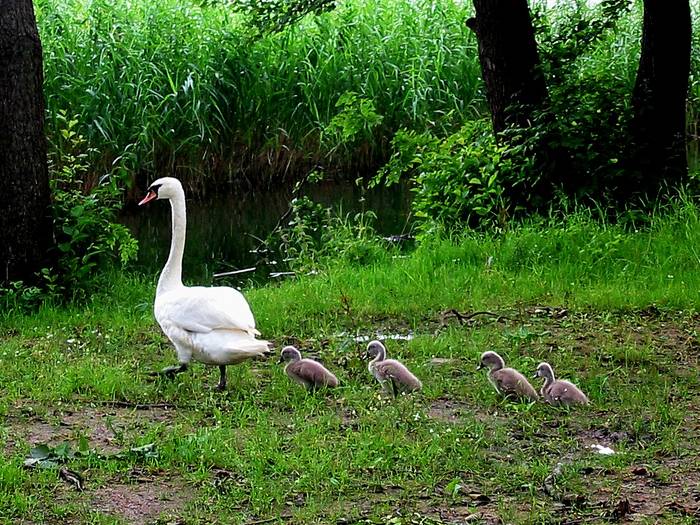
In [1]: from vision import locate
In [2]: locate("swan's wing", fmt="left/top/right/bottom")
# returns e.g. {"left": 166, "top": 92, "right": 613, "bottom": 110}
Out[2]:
{"left": 157, "top": 286, "right": 259, "bottom": 335}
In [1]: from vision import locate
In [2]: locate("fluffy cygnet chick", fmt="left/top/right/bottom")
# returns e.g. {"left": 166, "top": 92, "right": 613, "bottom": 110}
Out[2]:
{"left": 365, "top": 340, "right": 422, "bottom": 397}
{"left": 534, "top": 362, "right": 589, "bottom": 406}
{"left": 279, "top": 346, "right": 339, "bottom": 390}
{"left": 477, "top": 351, "right": 538, "bottom": 402}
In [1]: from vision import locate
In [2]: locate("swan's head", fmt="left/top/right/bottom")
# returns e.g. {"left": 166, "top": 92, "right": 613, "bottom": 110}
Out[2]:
{"left": 365, "top": 340, "right": 386, "bottom": 360}
{"left": 138, "top": 177, "right": 183, "bottom": 205}
{"left": 477, "top": 351, "right": 505, "bottom": 371}
{"left": 279, "top": 345, "right": 302, "bottom": 363}
{"left": 534, "top": 362, "right": 554, "bottom": 380}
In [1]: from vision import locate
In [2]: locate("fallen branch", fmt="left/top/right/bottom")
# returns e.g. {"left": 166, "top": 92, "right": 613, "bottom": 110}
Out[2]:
{"left": 213, "top": 267, "right": 256, "bottom": 278}
{"left": 99, "top": 401, "right": 176, "bottom": 410}
{"left": 440, "top": 309, "right": 512, "bottom": 326}
{"left": 270, "top": 271, "right": 295, "bottom": 278}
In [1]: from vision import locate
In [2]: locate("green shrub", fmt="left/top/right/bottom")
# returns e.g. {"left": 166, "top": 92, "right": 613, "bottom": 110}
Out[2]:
{"left": 322, "top": 91, "right": 384, "bottom": 156}
{"left": 373, "top": 0, "right": 651, "bottom": 230}
{"left": 376, "top": 120, "right": 535, "bottom": 232}
{"left": 1, "top": 115, "right": 138, "bottom": 309}
{"left": 48, "top": 113, "right": 138, "bottom": 298}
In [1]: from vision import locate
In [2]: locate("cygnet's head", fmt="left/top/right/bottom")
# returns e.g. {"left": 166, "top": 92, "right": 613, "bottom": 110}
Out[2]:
{"left": 477, "top": 351, "right": 505, "bottom": 371}
{"left": 138, "top": 177, "right": 183, "bottom": 205}
{"left": 534, "top": 362, "right": 554, "bottom": 379}
{"left": 279, "top": 345, "right": 302, "bottom": 363}
{"left": 365, "top": 340, "right": 386, "bottom": 360}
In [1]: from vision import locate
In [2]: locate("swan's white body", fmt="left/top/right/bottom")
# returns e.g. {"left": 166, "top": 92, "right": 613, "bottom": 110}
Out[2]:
{"left": 155, "top": 286, "right": 266, "bottom": 365}
{"left": 140, "top": 177, "right": 269, "bottom": 386}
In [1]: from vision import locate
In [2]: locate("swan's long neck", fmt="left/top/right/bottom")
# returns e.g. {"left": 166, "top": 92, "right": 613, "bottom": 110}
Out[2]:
{"left": 157, "top": 190, "right": 186, "bottom": 296}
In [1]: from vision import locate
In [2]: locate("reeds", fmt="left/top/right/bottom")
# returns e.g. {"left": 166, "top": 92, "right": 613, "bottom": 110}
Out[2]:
{"left": 37, "top": 0, "right": 480, "bottom": 186}
{"left": 36, "top": 0, "right": 699, "bottom": 187}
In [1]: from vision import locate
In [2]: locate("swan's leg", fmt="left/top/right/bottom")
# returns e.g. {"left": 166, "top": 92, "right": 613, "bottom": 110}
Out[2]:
{"left": 215, "top": 365, "right": 227, "bottom": 391}
{"left": 152, "top": 363, "right": 188, "bottom": 378}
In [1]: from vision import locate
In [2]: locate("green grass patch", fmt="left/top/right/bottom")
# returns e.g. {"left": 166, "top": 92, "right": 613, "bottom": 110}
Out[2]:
{"left": 2, "top": 205, "right": 700, "bottom": 523}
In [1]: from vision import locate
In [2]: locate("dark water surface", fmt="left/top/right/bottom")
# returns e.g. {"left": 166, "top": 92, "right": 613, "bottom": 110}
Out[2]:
{"left": 122, "top": 180, "right": 413, "bottom": 284}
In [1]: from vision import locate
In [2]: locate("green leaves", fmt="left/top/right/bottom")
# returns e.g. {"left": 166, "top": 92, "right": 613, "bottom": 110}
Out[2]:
{"left": 231, "top": 0, "right": 336, "bottom": 35}
{"left": 24, "top": 441, "right": 83, "bottom": 469}
{"left": 45, "top": 111, "right": 138, "bottom": 300}
{"left": 323, "top": 91, "right": 384, "bottom": 151}
{"left": 377, "top": 120, "right": 515, "bottom": 231}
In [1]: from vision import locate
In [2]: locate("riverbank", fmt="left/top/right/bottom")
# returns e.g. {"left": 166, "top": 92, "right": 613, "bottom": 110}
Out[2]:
{"left": 1, "top": 205, "right": 699, "bottom": 523}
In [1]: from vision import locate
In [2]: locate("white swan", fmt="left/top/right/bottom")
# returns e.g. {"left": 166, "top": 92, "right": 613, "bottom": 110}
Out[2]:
{"left": 139, "top": 177, "right": 270, "bottom": 390}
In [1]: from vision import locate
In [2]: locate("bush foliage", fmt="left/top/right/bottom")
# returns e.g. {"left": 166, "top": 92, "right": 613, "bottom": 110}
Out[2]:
{"left": 376, "top": 0, "right": 691, "bottom": 231}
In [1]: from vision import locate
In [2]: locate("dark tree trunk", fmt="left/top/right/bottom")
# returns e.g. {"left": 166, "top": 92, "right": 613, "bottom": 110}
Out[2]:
{"left": 467, "top": 0, "right": 548, "bottom": 135}
{"left": 0, "top": 0, "right": 52, "bottom": 284}
{"left": 629, "top": 0, "right": 691, "bottom": 195}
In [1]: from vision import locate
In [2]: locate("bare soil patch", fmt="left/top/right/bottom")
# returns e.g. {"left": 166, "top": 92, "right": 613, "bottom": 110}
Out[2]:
{"left": 91, "top": 477, "right": 193, "bottom": 524}
{"left": 427, "top": 399, "right": 473, "bottom": 424}
{"left": 563, "top": 459, "right": 700, "bottom": 523}
{"left": 5, "top": 404, "right": 176, "bottom": 455}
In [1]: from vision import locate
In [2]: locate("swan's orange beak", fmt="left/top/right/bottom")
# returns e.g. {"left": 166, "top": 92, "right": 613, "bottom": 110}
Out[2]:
{"left": 138, "top": 190, "right": 158, "bottom": 206}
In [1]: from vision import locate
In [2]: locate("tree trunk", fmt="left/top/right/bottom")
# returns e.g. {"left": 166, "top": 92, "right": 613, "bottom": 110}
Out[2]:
{"left": 629, "top": 0, "right": 691, "bottom": 195}
{"left": 467, "top": 0, "right": 548, "bottom": 135}
{"left": 0, "top": 0, "right": 52, "bottom": 284}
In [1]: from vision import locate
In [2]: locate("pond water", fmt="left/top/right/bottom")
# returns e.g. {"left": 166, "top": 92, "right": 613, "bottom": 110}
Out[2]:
{"left": 121, "top": 180, "right": 413, "bottom": 285}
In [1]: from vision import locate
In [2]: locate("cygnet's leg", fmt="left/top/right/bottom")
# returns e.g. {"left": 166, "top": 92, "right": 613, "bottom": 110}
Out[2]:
{"left": 215, "top": 365, "right": 227, "bottom": 391}
{"left": 390, "top": 378, "right": 399, "bottom": 399}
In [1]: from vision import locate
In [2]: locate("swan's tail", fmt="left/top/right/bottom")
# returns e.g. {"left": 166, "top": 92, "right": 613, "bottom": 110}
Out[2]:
{"left": 191, "top": 329, "right": 273, "bottom": 364}
{"left": 247, "top": 327, "right": 263, "bottom": 338}
{"left": 229, "top": 333, "right": 272, "bottom": 357}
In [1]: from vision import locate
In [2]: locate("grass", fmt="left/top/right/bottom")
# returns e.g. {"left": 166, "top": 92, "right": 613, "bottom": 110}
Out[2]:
{"left": 1, "top": 203, "right": 700, "bottom": 523}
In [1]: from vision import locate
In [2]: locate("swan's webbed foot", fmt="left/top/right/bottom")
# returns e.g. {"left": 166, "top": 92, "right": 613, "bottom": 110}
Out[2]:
{"left": 215, "top": 365, "right": 227, "bottom": 392}
{"left": 150, "top": 363, "right": 188, "bottom": 379}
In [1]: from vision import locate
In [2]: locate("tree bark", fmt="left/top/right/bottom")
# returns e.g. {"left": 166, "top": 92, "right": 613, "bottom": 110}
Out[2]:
{"left": 629, "top": 0, "right": 691, "bottom": 195}
{"left": 0, "top": 0, "right": 52, "bottom": 284}
{"left": 467, "top": 0, "right": 548, "bottom": 135}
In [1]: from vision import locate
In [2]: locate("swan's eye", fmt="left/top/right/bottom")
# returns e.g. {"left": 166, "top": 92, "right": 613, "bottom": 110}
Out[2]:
{"left": 149, "top": 183, "right": 162, "bottom": 194}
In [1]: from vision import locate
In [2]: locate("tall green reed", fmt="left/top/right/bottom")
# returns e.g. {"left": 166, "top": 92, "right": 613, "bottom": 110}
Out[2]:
{"left": 37, "top": 0, "right": 480, "bottom": 186}
{"left": 36, "top": 0, "right": 700, "bottom": 187}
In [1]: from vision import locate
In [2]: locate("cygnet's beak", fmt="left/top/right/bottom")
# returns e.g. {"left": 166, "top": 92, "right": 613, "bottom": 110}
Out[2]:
{"left": 476, "top": 363, "right": 483, "bottom": 371}
{"left": 277, "top": 356, "right": 285, "bottom": 364}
